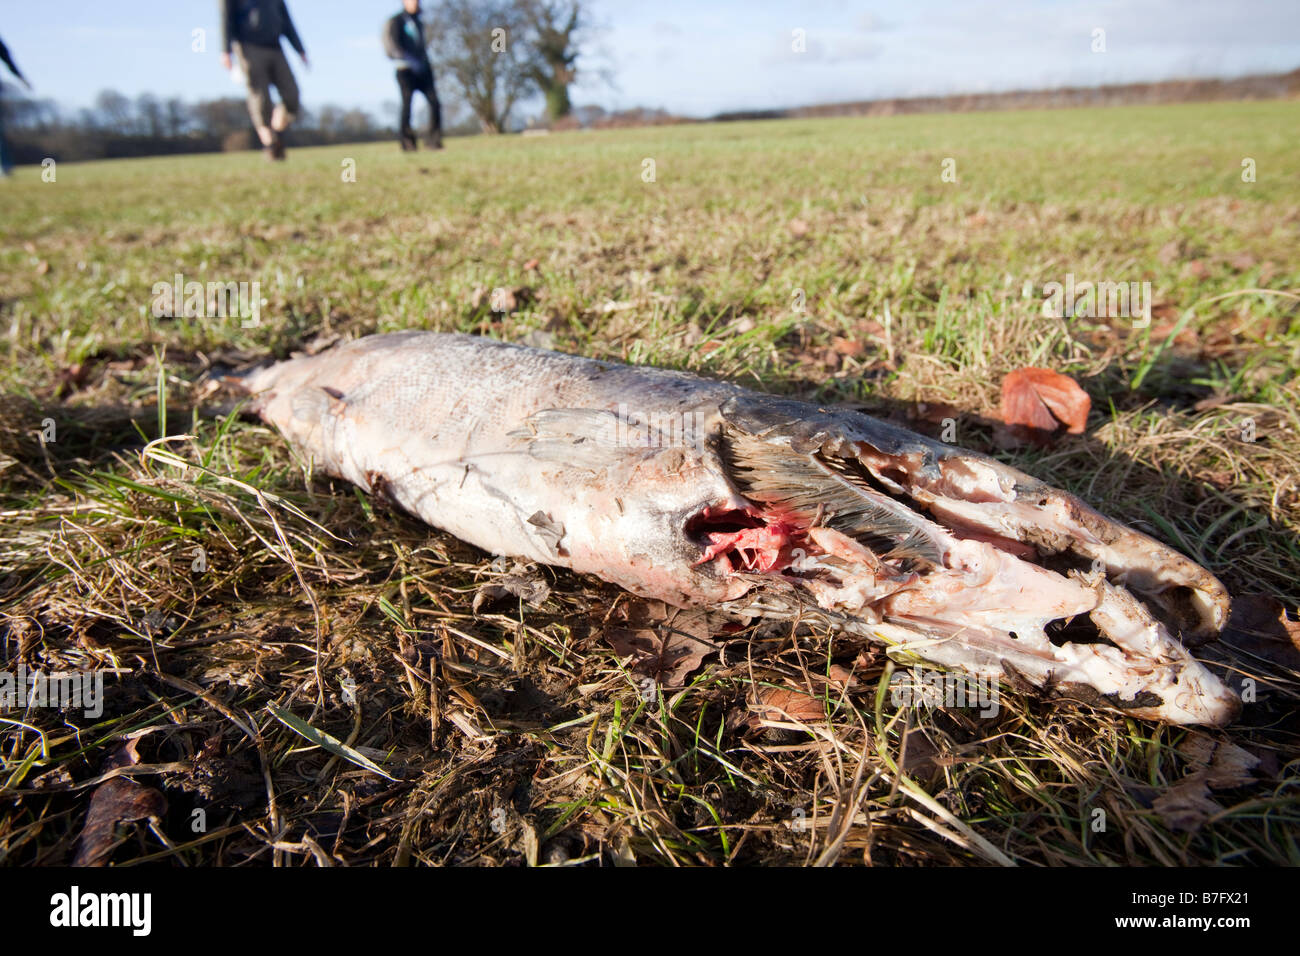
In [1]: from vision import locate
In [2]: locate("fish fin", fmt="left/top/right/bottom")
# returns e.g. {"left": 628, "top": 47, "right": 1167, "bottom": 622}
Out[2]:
{"left": 723, "top": 425, "right": 944, "bottom": 566}
{"left": 809, "top": 453, "right": 945, "bottom": 565}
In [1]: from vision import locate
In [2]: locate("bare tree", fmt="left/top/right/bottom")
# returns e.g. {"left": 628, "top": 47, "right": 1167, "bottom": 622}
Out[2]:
{"left": 1, "top": 93, "right": 59, "bottom": 131}
{"left": 163, "top": 97, "right": 191, "bottom": 137}
{"left": 190, "top": 97, "right": 251, "bottom": 137}
{"left": 135, "top": 93, "right": 163, "bottom": 138}
{"left": 427, "top": 0, "right": 534, "bottom": 133}
{"left": 520, "top": 0, "right": 581, "bottom": 120}
{"left": 314, "top": 104, "right": 344, "bottom": 137}
{"left": 339, "top": 109, "right": 375, "bottom": 138}
{"left": 94, "top": 89, "right": 134, "bottom": 131}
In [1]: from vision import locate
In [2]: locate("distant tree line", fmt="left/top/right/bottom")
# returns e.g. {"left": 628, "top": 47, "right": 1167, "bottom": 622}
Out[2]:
{"left": 0, "top": 82, "right": 668, "bottom": 166}
{"left": 0, "top": 85, "right": 402, "bottom": 164}
{"left": 711, "top": 70, "right": 1300, "bottom": 122}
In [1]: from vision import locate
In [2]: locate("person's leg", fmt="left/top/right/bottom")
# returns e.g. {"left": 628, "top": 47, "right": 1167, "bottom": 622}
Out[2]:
{"left": 420, "top": 73, "right": 443, "bottom": 149}
{"left": 267, "top": 47, "right": 300, "bottom": 159}
{"left": 396, "top": 70, "right": 417, "bottom": 151}
{"left": 235, "top": 43, "right": 276, "bottom": 150}
{"left": 269, "top": 47, "right": 299, "bottom": 133}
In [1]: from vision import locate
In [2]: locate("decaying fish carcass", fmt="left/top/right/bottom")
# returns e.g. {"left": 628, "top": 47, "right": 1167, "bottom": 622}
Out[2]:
{"left": 238, "top": 332, "right": 1240, "bottom": 727}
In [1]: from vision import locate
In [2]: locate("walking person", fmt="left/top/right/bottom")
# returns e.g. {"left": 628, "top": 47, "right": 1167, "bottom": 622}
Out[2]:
{"left": 219, "top": 0, "right": 309, "bottom": 161}
{"left": 0, "top": 34, "right": 31, "bottom": 177}
{"left": 384, "top": 0, "right": 442, "bottom": 151}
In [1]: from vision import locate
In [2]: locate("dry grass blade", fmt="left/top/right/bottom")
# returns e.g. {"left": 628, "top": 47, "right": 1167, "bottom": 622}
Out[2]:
{"left": 267, "top": 704, "right": 397, "bottom": 782}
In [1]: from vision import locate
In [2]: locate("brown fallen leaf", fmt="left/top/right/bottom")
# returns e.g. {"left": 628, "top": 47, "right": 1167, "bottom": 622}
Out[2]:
{"left": 1152, "top": 734, "right": 1262, "bottom": 833}
{"left": 1177, "top": 736, "right": 1260, "bottom": 789}
{"left": 1146, "top": 301, "right": 1180, "bottom": 324}
{"left": 1000, "top": 367, "right": 1091, "bottom": 436}
{"left": 1227, "top": 252, "right": 1257, "bottom": 273}
{"left": 72, "top": 740, "right": 168, "bottom": 866}
{"left": 738, "top": 663, "right": 861, "bottom": 732}
{"left": 1149, "top": 321, "right": 1201, "bottom": 350}
{"left": 899, "top": 727, "right": 943, "bottom": 779}
{"left": 750, "top": 685, "right": 826, "bottom": 726}
{"left": 831, "top": 336, "right": 865, "bottom": 357}
{"left": 605, "top": 627, "right": 714, "bottom": 686}
{"left": 1152, "top": 778, "right": 1220, "bottom": 833}
{"left": 604, "top": 601, "right": 717, "bottom": 687}
{"left": 788, "top": 218, "right": 810, "bottom": 238}
{"left": 72, "top": 779, "right": 168, "bottom": 866}
{"left": 473, "top": 565, "right": 551, "bottom": 612}
{"left": 825, "top": 664, "right": 859, "bottom": 690}
{"left": 523, "top": 258, "right": 540, "bottom": 271}
{"left": 104, "top": 737, "right": 142, "bottom": 772}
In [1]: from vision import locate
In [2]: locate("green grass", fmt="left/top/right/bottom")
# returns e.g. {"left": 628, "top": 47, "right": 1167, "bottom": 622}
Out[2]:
{"left": 0, "top": 100, "right": 1297, "bottom": 866}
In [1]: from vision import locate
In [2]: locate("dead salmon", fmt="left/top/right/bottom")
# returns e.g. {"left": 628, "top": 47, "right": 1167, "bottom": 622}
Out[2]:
{"left": 239, "top": 331, "right": 1239, "bottom": 727}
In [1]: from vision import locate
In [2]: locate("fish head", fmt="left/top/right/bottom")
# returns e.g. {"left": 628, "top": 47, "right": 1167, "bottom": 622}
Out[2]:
{"left": 698, "top": 396, "right": 1240, "bottom": 727}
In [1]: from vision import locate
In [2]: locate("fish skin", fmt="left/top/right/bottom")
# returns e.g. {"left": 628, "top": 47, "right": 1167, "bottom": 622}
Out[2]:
{"left": 244, "top": 331, "right": 751, "bottom": 606}
{"left": 240, "top": 331, "right": 1240, "bottom": 727}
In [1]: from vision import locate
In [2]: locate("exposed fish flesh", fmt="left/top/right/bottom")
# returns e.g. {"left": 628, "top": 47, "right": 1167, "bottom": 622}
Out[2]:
{"left": 238, "top": 332, "right": 1239, "bottom": 727}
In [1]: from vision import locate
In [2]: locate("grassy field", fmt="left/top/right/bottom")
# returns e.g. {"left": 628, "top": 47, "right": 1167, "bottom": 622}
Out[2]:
{"left": 1, "top": 100, "right": 1298, "bottom": 866}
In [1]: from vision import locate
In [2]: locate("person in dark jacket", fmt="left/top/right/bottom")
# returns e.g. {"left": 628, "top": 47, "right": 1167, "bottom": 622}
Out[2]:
{"left": 0, "top": 35, "right": 30, "bottom": 176}
{"left": 219, "top": 0, "right": 308, "bottom": 161}
{"left": 384, "top": 0, "right": 442, "bottom": 151}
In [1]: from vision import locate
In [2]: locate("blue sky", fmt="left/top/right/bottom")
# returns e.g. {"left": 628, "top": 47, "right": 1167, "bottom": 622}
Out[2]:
{"left": 1, "top": 0, "right": 1297, "bottom": 118}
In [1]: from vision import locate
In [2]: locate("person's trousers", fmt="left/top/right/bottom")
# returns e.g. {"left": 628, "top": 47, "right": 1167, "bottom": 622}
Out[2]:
{"left": 397, "top": 68, "right": 442, "bottom": 139}
{"left": 234, "top": 41, "right": 300, "bottom": 130}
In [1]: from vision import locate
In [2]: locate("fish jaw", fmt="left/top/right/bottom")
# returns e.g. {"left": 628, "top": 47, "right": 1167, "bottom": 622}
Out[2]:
{"left": 241, "top": 332, "right": 1239, "bottom": 728}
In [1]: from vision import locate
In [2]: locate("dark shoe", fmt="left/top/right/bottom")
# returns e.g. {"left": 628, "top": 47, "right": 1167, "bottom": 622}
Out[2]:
{"left": 270, "top": 132, "right": 286, "bottom": 161}
{"left": 400, "top": 132, "right": 417, "bottom": 152}
{"left": 427, "top": 131, "right": 444, "bottom": 150}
